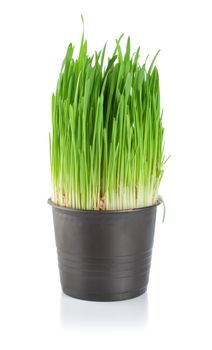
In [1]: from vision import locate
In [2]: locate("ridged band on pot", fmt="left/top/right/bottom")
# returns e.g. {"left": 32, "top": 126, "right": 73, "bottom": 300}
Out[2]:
{"left": 48, "top": 199, "right": 161, "bottom": 301}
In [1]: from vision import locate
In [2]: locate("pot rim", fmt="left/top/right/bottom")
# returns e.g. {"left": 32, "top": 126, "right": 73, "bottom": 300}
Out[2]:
{"left": 47, "top": 197, "right": 162, "bottom": 214}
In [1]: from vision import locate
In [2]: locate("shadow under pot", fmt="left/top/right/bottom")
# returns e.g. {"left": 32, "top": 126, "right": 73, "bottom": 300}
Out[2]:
{"left": 48, "top": 199, "right": 161, "bottom": 302}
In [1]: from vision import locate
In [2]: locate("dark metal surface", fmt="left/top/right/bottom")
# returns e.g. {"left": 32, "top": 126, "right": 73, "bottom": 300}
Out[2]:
{"left": 49, "top": 200, "right": 160, "bottom": 301}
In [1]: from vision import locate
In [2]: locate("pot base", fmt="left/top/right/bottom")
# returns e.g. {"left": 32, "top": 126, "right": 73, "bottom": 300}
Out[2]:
{"left": 62, "top": 287, "right": 147, "bottom": 302}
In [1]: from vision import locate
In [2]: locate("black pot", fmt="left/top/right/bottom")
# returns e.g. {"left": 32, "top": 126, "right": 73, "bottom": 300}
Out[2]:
{"left": 48, "top": 199, "right": 161, "bottom": 301}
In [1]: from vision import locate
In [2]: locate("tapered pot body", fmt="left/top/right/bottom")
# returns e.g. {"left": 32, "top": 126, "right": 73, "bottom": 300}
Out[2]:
{"left": 48, "top": 199, "right": 160, "bottom": 301}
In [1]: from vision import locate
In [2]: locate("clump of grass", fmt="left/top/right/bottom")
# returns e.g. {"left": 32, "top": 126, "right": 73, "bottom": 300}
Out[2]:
{"left": 50, "top": 26, "right": 166, "bottom": 210}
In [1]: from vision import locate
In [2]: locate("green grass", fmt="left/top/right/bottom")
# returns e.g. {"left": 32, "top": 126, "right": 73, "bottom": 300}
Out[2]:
{"left": 50, "top": 28, "right": 166, "bottom": 210}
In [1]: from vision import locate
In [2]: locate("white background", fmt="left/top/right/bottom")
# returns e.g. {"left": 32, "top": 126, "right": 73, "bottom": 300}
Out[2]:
{"left": 0, "top": 0, "right": 212, "bottom": 349}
